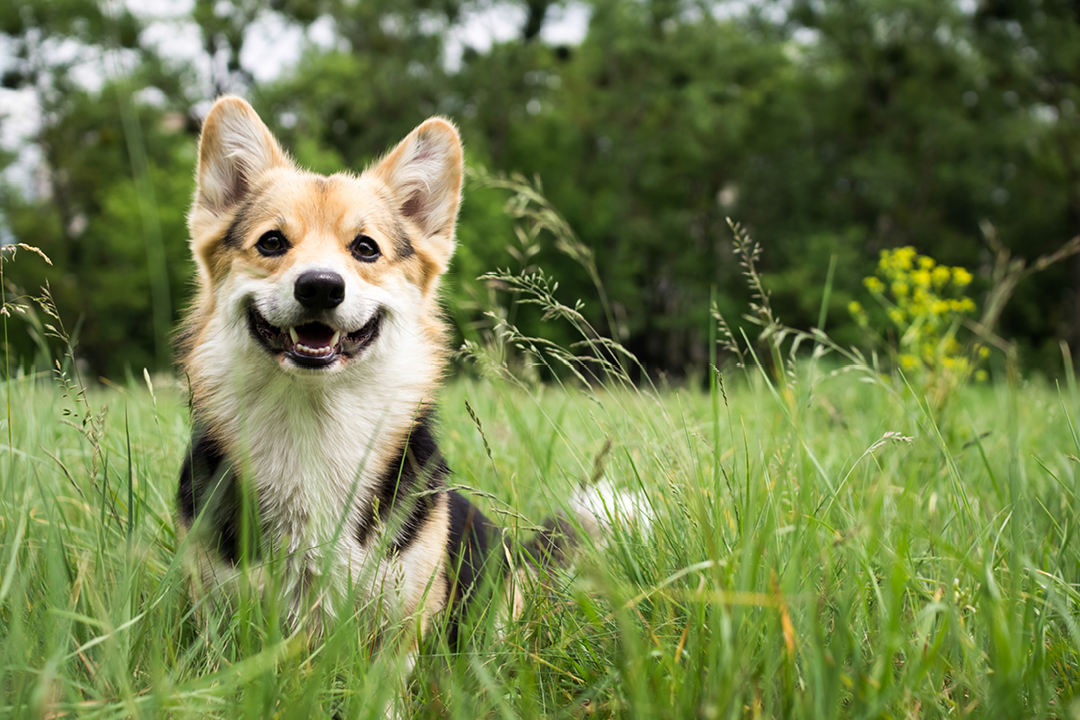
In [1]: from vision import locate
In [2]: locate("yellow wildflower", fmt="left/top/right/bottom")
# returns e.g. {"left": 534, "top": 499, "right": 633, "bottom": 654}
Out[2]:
{"left": 954, "top": 297, "right": 975, "bottom": 313}
{"left": 861, "top": 247, "right": 984, "bottom": 388}
{"left": 978, "top": 345, "right": 990, "bottom": 358}
{"left": 952, "top": 266, "right": 973, "bottom": 287}
{"left": 975, "top": 370, "right": 988, "bottom": 382}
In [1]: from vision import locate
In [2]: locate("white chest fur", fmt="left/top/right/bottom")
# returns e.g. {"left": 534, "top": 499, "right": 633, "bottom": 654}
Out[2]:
{"left": 190, "top": 309, "right": 442, "bottom": 612}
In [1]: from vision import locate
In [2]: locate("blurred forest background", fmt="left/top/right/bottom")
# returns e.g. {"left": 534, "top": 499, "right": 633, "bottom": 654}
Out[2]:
{"left": 1, "top": 0, "right": 1078, "bottom": 379}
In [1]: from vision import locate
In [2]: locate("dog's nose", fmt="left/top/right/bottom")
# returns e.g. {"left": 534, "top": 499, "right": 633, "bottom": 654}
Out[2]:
{"left": 294, "top": 271, "right": 346, "bottom": 310}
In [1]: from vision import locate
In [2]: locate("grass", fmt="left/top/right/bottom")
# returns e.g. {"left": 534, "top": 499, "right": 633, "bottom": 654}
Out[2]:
{"left": 0, "top": 351, "right": 1078, "bottom": 718}
{"left": 1, "top": 178, "right": 1077, "bottom": 716}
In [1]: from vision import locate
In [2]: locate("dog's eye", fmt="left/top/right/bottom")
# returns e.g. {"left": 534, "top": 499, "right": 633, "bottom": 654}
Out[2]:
{"left": 255, "top": 231, "right": 289, "bottom": 257}
{"left": 351, "top": 235, "right": 381, "bottom": 263}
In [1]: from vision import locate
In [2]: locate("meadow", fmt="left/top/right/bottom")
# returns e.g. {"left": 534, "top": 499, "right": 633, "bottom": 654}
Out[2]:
{"left": 0, "top": 339, "right": 1078, "bottom": 718}
{"left": 6, "top": 3, "right": 1080, "bottom": 713}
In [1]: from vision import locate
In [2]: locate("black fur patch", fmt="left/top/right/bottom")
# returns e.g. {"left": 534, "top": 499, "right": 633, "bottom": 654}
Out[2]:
{"left": 178, "top": 428, "right": 223, "bottom": 525}
{"left": 518, "top": 513, "right": 578, "bottom": 570}
{"left": 355, "top": 412, "right": 449, "bottom": 549}
{"left": 394, "top": 219, "right": 415, "bottom": 259}
{"left": 442, "top": 500, "right": 582, "bottom": 649}
{"left": 389, "top": 470, "right": 444, "bottom": 554}
{"left": 221, "top": 184, "right": 273, "bottom": 249}
{"left": 443, "top": 489, "right": 501, "bottom": 649}
{"left": 177, "top": 428, "right": 253, "bottom": 565}
{"left": 221, "top": 200, "right": 252, "bottom": 249}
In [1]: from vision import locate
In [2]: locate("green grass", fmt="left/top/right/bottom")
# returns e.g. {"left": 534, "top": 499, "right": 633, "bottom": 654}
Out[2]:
{"left": 0, "top": 359, "right": 1079, "bottom": 718}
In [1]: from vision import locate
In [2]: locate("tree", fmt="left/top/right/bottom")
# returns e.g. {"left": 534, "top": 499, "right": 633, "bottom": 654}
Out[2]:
{"left": 2, "top": 0, "right": 1079, "bottom": 378}
{"left": 971, "top": 0, "right": 1080, "bottom": 365}
{"left": 0, "top": 0, "right": 195, "bottom": 375}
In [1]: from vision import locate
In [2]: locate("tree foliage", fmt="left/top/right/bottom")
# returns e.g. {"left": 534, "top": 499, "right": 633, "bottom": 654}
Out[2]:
{"left": 1, "top": 0, "right": 1077, "bottom": 377}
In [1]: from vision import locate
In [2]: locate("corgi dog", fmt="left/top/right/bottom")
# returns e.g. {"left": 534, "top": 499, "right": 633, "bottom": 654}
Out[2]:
{"left": 174, "top": 96, "right": 602, "bottom": 646}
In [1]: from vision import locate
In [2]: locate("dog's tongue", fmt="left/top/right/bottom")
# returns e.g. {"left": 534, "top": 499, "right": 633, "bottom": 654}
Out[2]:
{"left": 294, "top": 322, "right": 336, "bottom": 350}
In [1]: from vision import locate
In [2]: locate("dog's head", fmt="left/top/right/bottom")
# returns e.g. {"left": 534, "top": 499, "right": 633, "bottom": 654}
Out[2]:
{"left": 184, "top": 96, "right": 462, "bottom": 377}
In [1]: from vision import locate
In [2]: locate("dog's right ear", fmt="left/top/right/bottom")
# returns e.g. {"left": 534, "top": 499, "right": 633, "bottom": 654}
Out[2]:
{"left": 192, "top": 96, "right": 290, "bottom": 218}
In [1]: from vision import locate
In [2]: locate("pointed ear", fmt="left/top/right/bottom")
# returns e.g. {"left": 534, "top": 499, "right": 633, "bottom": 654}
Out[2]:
{"left": 193, "top": 96, "right": 290, "bottom": 217}
{"left": 374, "top": 118, "right": 463, "bottom": 246}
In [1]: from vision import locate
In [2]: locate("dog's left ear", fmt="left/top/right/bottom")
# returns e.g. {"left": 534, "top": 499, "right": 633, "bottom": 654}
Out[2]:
{"left": 374, "top": 118, "right": 463, "bottom": 268}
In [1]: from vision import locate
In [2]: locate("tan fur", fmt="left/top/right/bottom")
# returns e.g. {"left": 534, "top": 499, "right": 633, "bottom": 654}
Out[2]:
{"left": 179, "top": 100, "right": 459, "bottom": 379}
{"left": 175, "top": 99, "right": 638, "bottom": 668}
{"left": 178, "top": 96, "right": 464, "bottom": 636}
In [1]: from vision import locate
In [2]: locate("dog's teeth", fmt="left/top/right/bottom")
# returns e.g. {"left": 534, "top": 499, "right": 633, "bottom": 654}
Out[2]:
{"left": 295, "top": 343, "right": 333, "bottom": 357}
{"left": 289, "top": 327, "right": 299, "bottom": 343}
{"left": 331, "top": 331, "right": 341, "bottom": 346}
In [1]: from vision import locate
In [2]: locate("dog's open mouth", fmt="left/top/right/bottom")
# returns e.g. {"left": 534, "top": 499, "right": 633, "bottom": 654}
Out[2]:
{"left": 247, "top": 305, "right": 381, "bottom": 369}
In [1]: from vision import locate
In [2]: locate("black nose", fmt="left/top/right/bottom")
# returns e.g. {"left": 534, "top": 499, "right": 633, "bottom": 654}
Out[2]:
{"left": 294, "top": 270, "right": 345, "bottom": 310}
